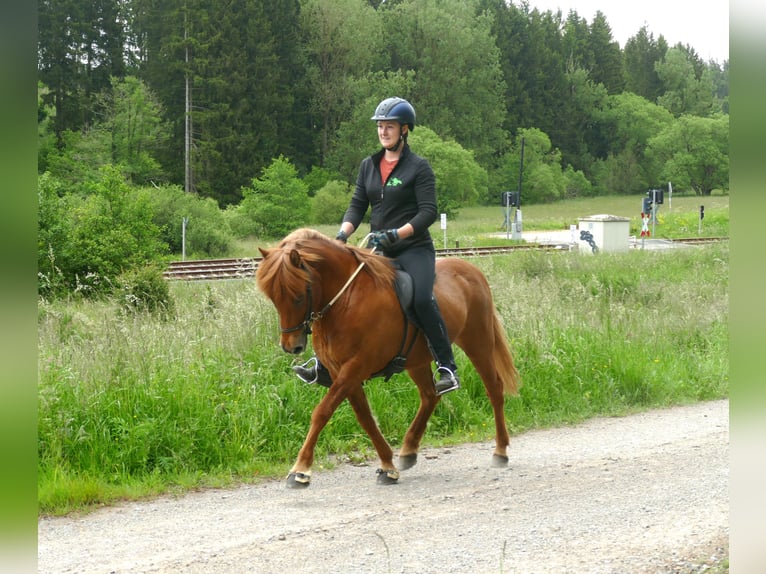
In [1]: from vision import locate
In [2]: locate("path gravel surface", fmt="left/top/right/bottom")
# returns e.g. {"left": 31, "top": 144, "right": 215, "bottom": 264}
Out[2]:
{"left": 38, "top": 399, "right": 729, "bottom": 573}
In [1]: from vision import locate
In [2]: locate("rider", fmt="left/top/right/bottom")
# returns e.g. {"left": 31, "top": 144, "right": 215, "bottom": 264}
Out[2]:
{"left": 293, "top": 96, "right": 460, "bottom": 396}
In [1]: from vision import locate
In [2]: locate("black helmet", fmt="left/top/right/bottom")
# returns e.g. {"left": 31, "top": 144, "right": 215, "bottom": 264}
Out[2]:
{"left": 371, "top": 97, "right": 416, "bottom": 131}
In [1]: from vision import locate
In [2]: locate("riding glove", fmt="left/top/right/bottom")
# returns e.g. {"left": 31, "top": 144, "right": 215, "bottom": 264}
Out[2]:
{"left": 371, "top": 229, "right": 399, "bottom": 250}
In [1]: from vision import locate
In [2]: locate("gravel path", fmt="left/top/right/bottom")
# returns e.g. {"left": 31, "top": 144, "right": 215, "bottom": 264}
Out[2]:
{"left": 38, "top": 400, "right": 729, "bottom": 573}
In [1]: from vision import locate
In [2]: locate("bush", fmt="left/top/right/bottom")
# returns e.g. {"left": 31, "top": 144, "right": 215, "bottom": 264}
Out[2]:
{"left": 38, "top": 166, "right": 169, "bottom": 296}
{"left": 147, "top": 184, "right": 233, "bottom": 258}
{"left": 311, "top": 180, "right": 352, "bottom": 224}
{"left": 116, "top": 264, "right": 175, "bottom": 317}
{"left": 239, "top": 156, "right": 310, "bottom": 237}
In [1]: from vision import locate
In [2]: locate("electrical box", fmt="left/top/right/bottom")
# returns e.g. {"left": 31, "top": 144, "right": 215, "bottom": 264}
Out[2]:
{"left": 577, "top": 214, "right": 631, "bottom": 254}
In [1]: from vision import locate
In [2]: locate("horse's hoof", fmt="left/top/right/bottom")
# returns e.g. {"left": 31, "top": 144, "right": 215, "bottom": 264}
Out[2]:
{"left": 398, "top": 453, "right": 418, "bottom": 470}
{"left": 376, "top": 468, "right": 400, "bottom": 485}
{"left": 286, "top": 471, "right": 311, "bottom": 488}
{"left": 491, "top": 453, "right": 509, "bottom": 468}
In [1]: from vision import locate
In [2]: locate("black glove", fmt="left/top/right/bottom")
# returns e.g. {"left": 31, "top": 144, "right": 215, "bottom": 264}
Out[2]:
{"left": 335, "top": 229, "right": 348, "bottom": 243}
{"left": 371, "top": 228, "right": 399, "bottom": 250}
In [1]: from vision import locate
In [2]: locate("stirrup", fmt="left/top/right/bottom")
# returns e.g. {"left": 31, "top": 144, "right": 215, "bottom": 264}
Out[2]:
{"left": 292, "top": 356, "right": 319, "bottom": 384}
{"left": 434, "top": 365, "right": 460, "bottom": 396}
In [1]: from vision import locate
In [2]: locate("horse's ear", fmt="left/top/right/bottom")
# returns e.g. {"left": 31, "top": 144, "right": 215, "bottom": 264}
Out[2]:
{"left": 258, "top": 247, "right": 270, "bottom": 258}
{"left": 289, "top": 249, "right": 302, "bottom": 268}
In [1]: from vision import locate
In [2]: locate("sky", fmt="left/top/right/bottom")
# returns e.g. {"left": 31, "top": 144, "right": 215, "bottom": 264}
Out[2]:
{"left": 526, "top": 0, "right": 729, "bottom": 63}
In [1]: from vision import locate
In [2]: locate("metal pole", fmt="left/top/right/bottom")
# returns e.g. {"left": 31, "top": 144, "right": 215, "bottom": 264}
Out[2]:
{"left": 182, "top": 217, "right": 188, "bottom": 261}
{"left": 505, "top": 193, "right": 510, "bottom": 240}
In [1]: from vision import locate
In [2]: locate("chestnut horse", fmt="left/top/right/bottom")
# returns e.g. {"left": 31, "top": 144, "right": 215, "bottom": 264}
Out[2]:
{"left": 256, "top": 228, "right": 520, "bottom": 488}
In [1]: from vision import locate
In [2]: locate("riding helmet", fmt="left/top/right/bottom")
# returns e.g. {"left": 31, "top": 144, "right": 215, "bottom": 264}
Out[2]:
{"left": 371, "top": 97, "right": 416, "bottom": 131}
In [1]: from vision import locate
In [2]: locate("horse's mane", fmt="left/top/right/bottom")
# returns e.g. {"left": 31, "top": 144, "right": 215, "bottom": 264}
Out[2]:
{"left": 256, "top": 228, "right": 397, "bottom": 301}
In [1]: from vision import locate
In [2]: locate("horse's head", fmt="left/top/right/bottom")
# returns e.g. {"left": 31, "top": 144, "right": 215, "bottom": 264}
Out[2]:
{"left": 257, "top": 243, "right": 314, "bottom": 354}
{"left": 257, "top": 228, "right": 398, "bottom": 356}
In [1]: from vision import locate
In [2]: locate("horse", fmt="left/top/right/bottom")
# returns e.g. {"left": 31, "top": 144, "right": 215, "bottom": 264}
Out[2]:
{"left": 256, "top": 228, "right": 520, "bottom": 488}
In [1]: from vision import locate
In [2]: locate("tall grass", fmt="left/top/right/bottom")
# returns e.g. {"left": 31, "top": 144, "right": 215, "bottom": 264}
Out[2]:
{"left": 39, "top": 213, "right": 728, "bottom": 515}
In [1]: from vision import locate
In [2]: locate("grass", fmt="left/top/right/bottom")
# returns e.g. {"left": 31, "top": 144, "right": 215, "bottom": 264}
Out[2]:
{"left": 38, "top": 197, "right": 729, "bottom": 515}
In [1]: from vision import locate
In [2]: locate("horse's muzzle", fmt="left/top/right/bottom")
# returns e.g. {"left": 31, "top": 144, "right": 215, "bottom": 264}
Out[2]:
{"left": 281, "top": 333, "right": 307, "bottom": 355}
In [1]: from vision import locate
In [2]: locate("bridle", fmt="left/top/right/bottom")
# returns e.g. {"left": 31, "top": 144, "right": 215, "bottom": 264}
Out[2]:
{"left": 279, "top": 257, "right": 369, "bottom": 336}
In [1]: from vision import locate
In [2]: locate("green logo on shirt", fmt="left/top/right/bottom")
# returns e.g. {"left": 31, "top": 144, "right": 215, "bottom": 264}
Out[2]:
{"left": 387, "top": 177, "right": 403, "bottom": 186}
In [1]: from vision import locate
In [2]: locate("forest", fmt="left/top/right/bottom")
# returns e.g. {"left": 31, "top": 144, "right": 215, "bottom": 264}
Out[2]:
{"left": 37, "top": 0, "right": 729, "bottom": 296}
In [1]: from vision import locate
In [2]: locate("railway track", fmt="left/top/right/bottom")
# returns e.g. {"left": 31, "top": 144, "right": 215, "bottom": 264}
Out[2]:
{"left": 163, "top": 237, "right": 727, "bottom": 281}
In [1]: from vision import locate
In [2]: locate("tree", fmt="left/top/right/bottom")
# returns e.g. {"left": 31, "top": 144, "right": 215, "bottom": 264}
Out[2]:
{"left": 646, "top": 114, "right": 729, "bottom": 196}
{"left": 590, "top": 92, "right": 674, "bottom": 193}
{"left": 100, "top": 76, "right": 168, "bottom": 183}
{"left": 38, "top": 0, "right": 128, "bottom": 141}
{"left": 588, "top": 11, "right": 624, "bottom": 94}
{"left": 497, "top": 128, "right": 589, "bottom": 204}
{"left": 557, "top": 67, "right": 608, "bottom": 172}
{"left": 300, "top": 0, "right": 385, "bottom": 166}
{"left": 623, "top": 26, "right": 667, "bottom": 102}
{"left": 190, "top": 0, "right": 307, "bottom": 205}
{"left": 44, "top": 76, "right": 168, "bottom": 186}
{"left": 38, "top": 82, "right": 59, "bottom": 173}
{"left": 408, "top": 126, "right": 487, "bottom": 217}
{"left": 147, "top": 184, "right": 233, "bottom": 257}
{"left": 239, "top": 156, "right": 310, "bottom": 237}
{"left": 132, "top": 0, "right": 310, "bottom": 205}
{"left": 383, "top": 0, "right": 508, "bottom": 169}
{"left": 655, "top": 47, "right": 717, "bottom": 117}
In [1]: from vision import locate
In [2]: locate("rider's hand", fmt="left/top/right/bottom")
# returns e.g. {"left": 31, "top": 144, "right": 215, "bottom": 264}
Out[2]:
{"left": 371, "top": 229, "right": 399, "bottom": 250}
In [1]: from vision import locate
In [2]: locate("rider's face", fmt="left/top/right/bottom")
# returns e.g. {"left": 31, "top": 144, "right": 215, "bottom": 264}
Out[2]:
{"left": 377, "top": 121, "right": 404, "bottom": 148}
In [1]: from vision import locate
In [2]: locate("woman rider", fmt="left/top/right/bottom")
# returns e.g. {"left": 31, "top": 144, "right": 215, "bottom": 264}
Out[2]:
{"left": 293, "top": 97, "right": 460, "bottom": 396}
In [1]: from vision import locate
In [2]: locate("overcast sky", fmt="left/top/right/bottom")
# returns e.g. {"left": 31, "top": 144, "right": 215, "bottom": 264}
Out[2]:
{"left": 526, "top": 0, "right": 729, "bottom": 63}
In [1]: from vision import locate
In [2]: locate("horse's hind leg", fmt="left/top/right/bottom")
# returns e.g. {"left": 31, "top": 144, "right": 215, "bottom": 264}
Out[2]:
{"left": 345, "top": 385, "right": 399, "bottom": 484}
{"left": 398, "top": 363, "right": 440, "bottom": 470}
{"left": 457, "top": 338, "right": 511, "bottom": 466}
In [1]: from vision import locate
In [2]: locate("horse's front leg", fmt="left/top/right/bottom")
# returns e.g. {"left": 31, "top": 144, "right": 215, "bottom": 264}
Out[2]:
{"left": 287, "top": 386, "right": 347, "bottom": 489}
{"left": 345, "top": 384, "right": 399, "bottom": 485}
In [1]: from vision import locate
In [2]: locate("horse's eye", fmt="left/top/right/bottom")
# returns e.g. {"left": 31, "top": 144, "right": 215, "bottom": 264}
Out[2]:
{"left": 295, "top": 295, "right": 305, "bottom": 305}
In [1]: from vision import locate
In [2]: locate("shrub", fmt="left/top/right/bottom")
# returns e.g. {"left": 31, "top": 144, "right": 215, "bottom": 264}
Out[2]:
{"left": 147, "top": 184, "right": 233, "bottom": 258}
{"left": 239, "top": 156, "right": 310, "bottom": 238}
{"left": 311, "top": 180, "right": 352, "bottom": 224}
{"left": 116, "top": 264, "right": 175, "bottom": 317}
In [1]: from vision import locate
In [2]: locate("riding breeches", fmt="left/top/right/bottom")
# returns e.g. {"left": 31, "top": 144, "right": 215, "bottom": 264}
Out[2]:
{"left": 391, "top": 246, "right": 456, "bottom": 369}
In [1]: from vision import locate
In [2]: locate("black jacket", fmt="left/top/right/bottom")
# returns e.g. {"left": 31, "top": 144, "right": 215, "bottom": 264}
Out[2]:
{"left": 342, "top": 144, "right": 437, "bottom": 255}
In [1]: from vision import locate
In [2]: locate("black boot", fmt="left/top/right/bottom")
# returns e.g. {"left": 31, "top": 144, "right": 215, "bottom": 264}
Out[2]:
{"left": 434, "top": 364, "right": 460, "bottom": 396}
{"left": 420, "top": 297, "right": 460, "bottom": 396}
{"left": 292, "top": 357, "right": 333, "bottom": 388}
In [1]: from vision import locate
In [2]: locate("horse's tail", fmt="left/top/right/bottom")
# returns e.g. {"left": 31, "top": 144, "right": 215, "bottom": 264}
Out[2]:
{"left": 492, "top": 311, "right": 521, "bottom": 395}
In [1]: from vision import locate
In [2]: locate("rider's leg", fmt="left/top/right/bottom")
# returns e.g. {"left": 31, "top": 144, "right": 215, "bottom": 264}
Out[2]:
{"left": 396, "top": 248, "right": 460, "bottom": 396}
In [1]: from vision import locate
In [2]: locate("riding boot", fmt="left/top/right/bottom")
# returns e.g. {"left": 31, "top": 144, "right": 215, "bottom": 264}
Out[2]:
{"left": 420, "top": 297, "right": 460, "bottom": 396}
{"left": 292, "top": 356, "right": 333, "bottom": 388}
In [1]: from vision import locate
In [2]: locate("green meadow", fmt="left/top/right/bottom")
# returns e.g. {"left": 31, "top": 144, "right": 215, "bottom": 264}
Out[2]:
{"left": 38, "top": 197, "right": 729, "bottom": 515}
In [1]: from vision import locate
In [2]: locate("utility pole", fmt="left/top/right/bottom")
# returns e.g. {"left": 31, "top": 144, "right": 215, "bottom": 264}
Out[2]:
{"left": 184, "top": 16, "right": 192, "bottom": 194}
